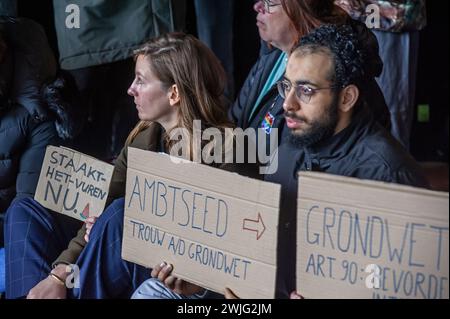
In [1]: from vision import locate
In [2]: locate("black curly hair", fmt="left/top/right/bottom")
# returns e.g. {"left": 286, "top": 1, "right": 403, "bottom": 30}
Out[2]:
{"left": 293, "top": 24, "right": 369, "bottom": 90}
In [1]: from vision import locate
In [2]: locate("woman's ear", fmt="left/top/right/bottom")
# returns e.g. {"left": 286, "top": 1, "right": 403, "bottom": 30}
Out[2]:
{"left": 339, "top": 84, "right": 359, "bottom": 113}
{"left": 168, "top": 84, "right": 181, "bottom": 106}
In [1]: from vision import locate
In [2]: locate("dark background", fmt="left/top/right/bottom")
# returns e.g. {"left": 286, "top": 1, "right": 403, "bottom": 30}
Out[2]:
{"left": 411, "top": 0, "right": 449, "bottom": 162}
{"left": 16, "top": 0, "right": 449, "bottom": 163}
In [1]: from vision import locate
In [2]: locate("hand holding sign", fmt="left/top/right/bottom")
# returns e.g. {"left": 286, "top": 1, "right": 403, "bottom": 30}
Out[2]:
{"left": 122, "top": 148, "right": 281, "bottom": 299}
{"left": 84, "top": 217, "right": 98, "bottom": 243}
{"left": 34, "top": 146, "right": 114, "bottom": 221}
{"left": 152, "top": 262, "right": 204, "bottom": 296}
{"left": 290, "top": 291, "right": 304, "bottom": 299}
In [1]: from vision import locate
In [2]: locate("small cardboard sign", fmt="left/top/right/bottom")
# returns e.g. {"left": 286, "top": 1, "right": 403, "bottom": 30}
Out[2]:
{"left": 34, "top": 146, "right": 114, "bottom": 221}
{"left": 296, "top": 172, "right": 449, "bottom": 299}
{"left": 122, "top": 148, "right": 281, "bottom": 299}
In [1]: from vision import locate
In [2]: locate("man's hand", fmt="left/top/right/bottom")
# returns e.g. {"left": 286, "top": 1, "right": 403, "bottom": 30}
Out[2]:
{"left": 27, "top": 264, "right": 68, "bottom": 299}
{"left": 152, "top": 262, "right": 205, "bottom": 296}
{"left": 84, "top": 217, "right": 98, "bottom": 243}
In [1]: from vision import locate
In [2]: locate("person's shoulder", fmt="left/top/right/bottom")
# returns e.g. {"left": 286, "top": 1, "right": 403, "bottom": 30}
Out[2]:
{"left": 0, "top": 104, "right": 32, "bottom": 129}
{"left": 216, "top": 130, "right": 263, "bottom": 180}
{"left": 129, "top": 123, "right": 162, "bottom": 149}
{"left": 259, "top": 45, "right": 283, "bottom": 62}
{"left": 342, "top": 131, "right": 427, "bottom": 188}
{"left": 0, "top": 104, "right": 53, "bottom": 150}
{"left": 354, "top": 124, "right": 425, "bottom": 180}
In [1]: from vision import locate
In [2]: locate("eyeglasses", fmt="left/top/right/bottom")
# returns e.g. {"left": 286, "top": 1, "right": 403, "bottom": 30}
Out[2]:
{"left": 256, "top": 0, "right": 282, "bottom": 14}
{"left": 277, "top": 79, "right": 338, "bottom": 104}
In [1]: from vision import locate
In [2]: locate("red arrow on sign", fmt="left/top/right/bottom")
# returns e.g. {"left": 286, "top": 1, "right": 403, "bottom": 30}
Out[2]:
{"left": 243, "top": 213, "right": 266, "bottom": 240}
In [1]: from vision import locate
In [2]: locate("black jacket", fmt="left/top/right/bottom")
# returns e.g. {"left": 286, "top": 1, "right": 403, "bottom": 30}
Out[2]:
{"left": 1, "top": 16, "right": 57, "bottom": 122}
{"left": 265, "top": 108, "right": 428, "bottom": 298}
{"left": 230, "top": 47, "right": 283, "bottom": 131}
{"left": 0, "top": 17, "right": 75, "bottom": 214}
{"left": 0, "top": 104, "right": 59, "bottom": 213}
{"left": 230, "top": 46, "right": 288, "bottom": 157}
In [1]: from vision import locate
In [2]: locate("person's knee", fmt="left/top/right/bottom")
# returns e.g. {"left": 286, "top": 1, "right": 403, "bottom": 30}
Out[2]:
{"left": 110, "top": 198, "right": 125, "bottom": 212}
{"left": 5, "top": 197, "right": 41, "bottom": 225}
{"left": 89, "top": 198, "right": 125, "bottom": 239}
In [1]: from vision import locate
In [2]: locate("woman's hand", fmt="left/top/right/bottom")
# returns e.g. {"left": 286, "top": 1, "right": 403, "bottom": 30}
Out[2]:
{"left": 84, "top": 217, "right": 98, "bottom": 243}
{"left": 27, "top": 264, "right": 68, "bottom": 299}
{"left": 152, "top": 262, "right": 205, "bottom": 296}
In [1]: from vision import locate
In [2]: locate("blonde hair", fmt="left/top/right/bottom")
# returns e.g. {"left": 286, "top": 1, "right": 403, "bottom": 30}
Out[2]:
{"left": 126, "top": 33, "right": 234, "bottom": 161}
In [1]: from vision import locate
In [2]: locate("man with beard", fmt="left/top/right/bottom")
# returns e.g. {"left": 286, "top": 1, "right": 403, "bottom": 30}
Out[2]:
{"left": 265, "top": 24, "right": 429, "bottom": 298}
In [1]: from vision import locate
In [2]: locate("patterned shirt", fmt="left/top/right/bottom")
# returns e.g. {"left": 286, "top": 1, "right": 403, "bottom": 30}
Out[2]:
{"left": 336, "top": 0, "right": 427, "bottom": 32}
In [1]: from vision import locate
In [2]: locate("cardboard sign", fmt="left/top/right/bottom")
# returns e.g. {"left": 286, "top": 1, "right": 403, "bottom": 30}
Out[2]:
{"left": 296, "top": 172, "right": 449, "bottom": 299}
{"left": 122, "top": 148, "right": 281, "bottom": 299}
{"left": 34, "top": 146, "right": 114, "bottom": 221}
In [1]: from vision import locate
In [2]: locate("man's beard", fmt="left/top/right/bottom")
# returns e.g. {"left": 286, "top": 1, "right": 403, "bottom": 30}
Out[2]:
{"left": 286, "top": 95, "right": 339, "bottom": 148}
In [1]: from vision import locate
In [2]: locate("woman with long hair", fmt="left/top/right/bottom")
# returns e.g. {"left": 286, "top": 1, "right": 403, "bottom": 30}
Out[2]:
{"left": 125, "top": 33, "right": 233, "bottom": 162}
{"left": 5, "top": 32, "right": 253, "bottom": 299}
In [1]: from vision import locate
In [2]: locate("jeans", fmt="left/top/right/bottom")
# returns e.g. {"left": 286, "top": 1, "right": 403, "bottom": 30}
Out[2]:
{"left": 4, "top": 197, "right": 81, "bottom": 298}
{"left": 69, "top": 198, "right": 150, "bottom": 299}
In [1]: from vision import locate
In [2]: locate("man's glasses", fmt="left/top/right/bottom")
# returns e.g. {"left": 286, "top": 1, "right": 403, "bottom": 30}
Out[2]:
{"left": 277, "top": 79, "right": 338, "bottom": 104}
{"left": 256, "top": 0, "right": 282, "bottom": 14}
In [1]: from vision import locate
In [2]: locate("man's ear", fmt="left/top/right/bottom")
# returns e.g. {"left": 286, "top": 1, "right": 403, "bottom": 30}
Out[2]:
{"left": 339, "top": 84, "right": 359, "bottom": 113}
{"left": 168, "top": 84, "right": 181, "bottom": 106}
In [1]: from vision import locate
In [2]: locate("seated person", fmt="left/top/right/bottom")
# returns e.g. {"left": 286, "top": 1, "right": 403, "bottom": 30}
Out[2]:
{"left": 135, "top": 23, "right": 428, "bottom": 300}
{"left": 0, "top": 17, "right": 62, "bottom": 246}
{"left": 1, "top": 16, "right": 81, "bottom": 296}
{"left": 229, "top": 0, "right": 390, "bottom": 158}
{"left": 5, "top": 32, "right": 256, "bottom": 299}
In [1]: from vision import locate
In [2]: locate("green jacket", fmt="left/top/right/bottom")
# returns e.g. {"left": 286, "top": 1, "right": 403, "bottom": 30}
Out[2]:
{"left": 53, "top": 0, "right": 186, "bottom": 70}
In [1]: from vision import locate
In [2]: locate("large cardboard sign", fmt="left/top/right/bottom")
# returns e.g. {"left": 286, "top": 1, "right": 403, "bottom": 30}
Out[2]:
{"left": 122, "top": 148, "right": 281, "bottom": 299}
{"left": 297, "top": 172, "right": 449, "bottom": 299}
{"left": 35, "top": 146, "right": 114, "bottom": 221}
